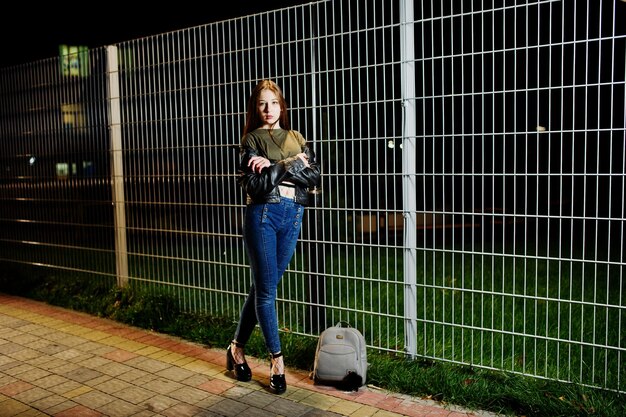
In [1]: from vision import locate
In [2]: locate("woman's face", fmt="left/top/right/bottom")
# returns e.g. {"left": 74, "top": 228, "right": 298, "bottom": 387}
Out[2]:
{"left": 258, "top": 89, "right": 281, "bottom": 128}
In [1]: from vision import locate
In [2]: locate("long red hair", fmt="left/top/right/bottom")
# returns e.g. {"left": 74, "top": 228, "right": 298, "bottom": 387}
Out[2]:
{"left": 243, "top": 79, "right": 291, "bottom": 135}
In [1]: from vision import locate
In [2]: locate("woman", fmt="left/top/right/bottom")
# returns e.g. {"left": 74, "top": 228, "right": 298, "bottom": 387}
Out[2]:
{"left": 226, "top": 79, "right": 321, "bottom": 394}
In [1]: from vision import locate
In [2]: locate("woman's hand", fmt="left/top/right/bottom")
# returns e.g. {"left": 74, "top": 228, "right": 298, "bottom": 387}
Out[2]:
{"left": 248, "top": 156, "right": 271, "bottom": 173}
{"left": 296, "top": 153, "right": 310, "bottom": 167}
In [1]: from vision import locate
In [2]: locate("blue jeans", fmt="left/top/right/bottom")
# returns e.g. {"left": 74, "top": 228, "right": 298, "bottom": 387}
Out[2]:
{"left": 234, "top": 197, "right": 304, "bottom": 354}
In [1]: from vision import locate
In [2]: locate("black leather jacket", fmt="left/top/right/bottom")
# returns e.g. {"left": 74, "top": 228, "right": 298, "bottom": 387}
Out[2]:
{"left": 237, "top": 133, "right": 321, "bottom": 206}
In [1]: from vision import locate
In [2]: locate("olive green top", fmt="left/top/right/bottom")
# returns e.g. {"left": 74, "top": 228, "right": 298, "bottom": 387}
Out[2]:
{"left": 242, "top": 128, "right": 305, "bottom": 161}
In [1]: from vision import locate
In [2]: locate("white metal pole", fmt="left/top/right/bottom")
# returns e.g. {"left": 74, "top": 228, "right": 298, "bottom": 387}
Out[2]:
{"left": 106, "top": 45, "right": 129, "bottom": 287}
{"left": 400, "top": 0, "right": 417, "bottom": 358}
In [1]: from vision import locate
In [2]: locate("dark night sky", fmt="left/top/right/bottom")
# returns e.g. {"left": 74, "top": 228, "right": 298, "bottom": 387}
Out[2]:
{"left": 0, "top": 1, "right": 313, "bottom": 68}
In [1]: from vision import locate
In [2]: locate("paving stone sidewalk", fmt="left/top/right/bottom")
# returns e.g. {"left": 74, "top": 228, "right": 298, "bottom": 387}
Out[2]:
{"left": 0, "top": 293, "right": 501, "bottom": 417}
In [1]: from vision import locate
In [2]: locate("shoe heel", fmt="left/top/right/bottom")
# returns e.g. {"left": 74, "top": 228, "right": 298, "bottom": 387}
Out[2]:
{"left": 226, "top": 345, "right": 234, "bottom": 371}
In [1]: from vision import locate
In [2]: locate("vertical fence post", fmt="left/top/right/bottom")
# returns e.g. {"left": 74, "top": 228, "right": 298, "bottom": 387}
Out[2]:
{"left": 400, "top": 0, "right": 418, "bottom": 358}
{"left": 106, "top": 45, "right": 129, "bottom": 287}
{"left": 305, "top": 20, "right": 326, "bottom": 334}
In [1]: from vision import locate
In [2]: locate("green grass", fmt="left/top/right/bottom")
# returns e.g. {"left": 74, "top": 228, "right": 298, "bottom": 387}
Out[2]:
{"left": 0, "top": 261, "right": 624, "bottom": 417}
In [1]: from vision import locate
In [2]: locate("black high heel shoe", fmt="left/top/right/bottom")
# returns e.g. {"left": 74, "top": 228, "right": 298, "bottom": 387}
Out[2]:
{"left": 269, "top": 351, "right": 286, "bottom": 394}
{"left": 226, "top": 341, "right": 252, "bottom": 382}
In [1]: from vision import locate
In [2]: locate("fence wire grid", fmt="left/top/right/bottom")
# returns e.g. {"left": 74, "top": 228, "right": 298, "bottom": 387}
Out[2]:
{"left": 1, "top": 0, "right": 625, "bottom": 393}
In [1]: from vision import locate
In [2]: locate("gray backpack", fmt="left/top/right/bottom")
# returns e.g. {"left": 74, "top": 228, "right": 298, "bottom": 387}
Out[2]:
{"left": 312, "top": 321, "right": 368, "bottom": 391}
